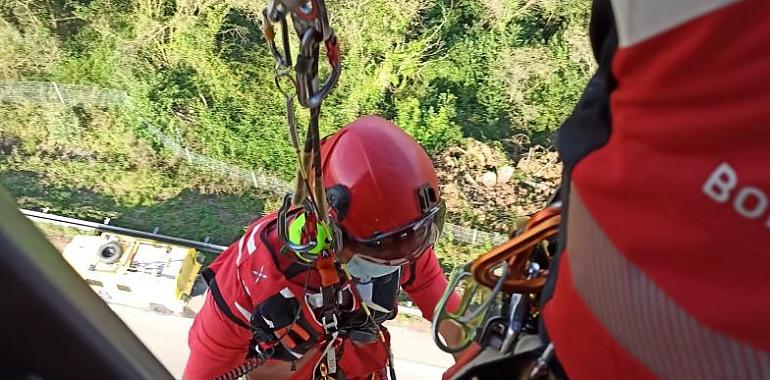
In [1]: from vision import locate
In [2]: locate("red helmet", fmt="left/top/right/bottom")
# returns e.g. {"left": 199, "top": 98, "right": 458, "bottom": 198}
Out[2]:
{"left": 320, "top": 115, "right": 444, "bottom": 265}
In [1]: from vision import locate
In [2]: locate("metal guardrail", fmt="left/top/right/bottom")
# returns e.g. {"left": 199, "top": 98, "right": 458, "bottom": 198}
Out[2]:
{"left": 22, "top": 208, "right": 228, "bottom": 254}
{"left": 24, "top": 206, "right": 433, "bottom": 318}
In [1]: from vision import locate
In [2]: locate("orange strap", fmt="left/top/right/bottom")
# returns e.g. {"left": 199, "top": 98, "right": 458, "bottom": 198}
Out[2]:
{"left": 276, "top": 328, "right": 297, "bottom": 348}
{"left": 316, "top": 253, "right": 340, "bottom": 287}
{"left": 275, "top": 325, "right": 312, "bottom": 349}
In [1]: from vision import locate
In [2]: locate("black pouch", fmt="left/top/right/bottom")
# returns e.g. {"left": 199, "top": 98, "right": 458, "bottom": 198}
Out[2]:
{"left": 249, "top": 289, "right": 319, "bottom": 361}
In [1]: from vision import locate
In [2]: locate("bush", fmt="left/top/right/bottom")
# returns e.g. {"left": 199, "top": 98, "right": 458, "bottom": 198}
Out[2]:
{"left": 0, "top": 0, "right": 592, "bottom": 262}
{"left": 396, "top": 93, "right": 463, "bottom": 154}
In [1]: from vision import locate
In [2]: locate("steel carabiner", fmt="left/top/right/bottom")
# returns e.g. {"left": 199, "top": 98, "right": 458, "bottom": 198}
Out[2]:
{"left": 295, "top": 29, "right": 341, "bottom": 109}
{"left": 431, "top": 262, "right": 509, "bottom": 353}
{"left": 277, "top": 193, "right": 330, "bottom": 259}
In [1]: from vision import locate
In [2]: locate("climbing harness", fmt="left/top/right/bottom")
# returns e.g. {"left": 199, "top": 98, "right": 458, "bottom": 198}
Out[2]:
{"left": 214, "top": 0, "right": 344, "bottom": 378}
{"left": 261, "top": 0, "right": 347, "bottom": 378}
{"left": 219, "top": 1, "right": 394, "bottom": 379}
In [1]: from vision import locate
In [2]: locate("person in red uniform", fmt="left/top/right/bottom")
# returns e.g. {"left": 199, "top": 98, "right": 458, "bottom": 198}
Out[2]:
{"left": 539, "top": 0, "right": 770, "bottom": 378}
{"left": 183, "top": 115, "right": 462, "bottom": 380}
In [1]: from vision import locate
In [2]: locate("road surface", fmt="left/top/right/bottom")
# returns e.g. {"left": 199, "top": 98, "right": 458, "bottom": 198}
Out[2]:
{"left": 110, "top": 304, "right": 453, "bottom": 379}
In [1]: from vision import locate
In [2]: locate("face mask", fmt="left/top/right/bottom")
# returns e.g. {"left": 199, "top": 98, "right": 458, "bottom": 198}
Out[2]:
{"left": 345, "top": 255, "right": 400, "bottom": 282}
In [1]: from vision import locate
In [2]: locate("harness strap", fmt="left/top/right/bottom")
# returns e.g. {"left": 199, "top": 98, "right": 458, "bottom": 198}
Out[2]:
{"left": 317, "top": 254, "right": 340, "bottom": 287}
{"left": 201, "top": 267, "right": 251, "bottom": 330}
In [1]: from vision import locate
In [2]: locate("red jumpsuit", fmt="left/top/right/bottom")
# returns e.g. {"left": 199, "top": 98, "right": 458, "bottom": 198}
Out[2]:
{"left": 184, "top": 213, "right": 459, "bottom": 380}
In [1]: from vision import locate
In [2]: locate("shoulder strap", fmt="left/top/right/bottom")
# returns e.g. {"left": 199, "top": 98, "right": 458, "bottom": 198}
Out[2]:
{"left": 201, "top": 267, "right": 251, "bottom": 330}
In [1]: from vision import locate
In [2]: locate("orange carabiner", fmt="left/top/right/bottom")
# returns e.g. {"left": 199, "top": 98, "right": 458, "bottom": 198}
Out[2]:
{"left": 471, "top": 207, "right": 561, "bottom": 294}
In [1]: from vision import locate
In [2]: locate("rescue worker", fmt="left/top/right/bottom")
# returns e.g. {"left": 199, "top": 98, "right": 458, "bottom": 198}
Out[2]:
{"left": 183, "top": 115, "right": 463, "bottom": 380}
{"left": 539, "top": 0, "right": 770, "bottom": 378}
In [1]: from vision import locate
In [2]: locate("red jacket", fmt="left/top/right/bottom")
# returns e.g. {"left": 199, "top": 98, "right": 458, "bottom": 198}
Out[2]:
{"left": 544, "top": 0, "right": 770, "bottom": 378}
{"left": 184, "top": 213, "right": 458, "bottom": 380}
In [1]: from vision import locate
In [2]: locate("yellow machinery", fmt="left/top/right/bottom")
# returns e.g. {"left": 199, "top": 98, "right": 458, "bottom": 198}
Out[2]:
{"left": 62, "top": 233, "right": 204, "bottom": 316}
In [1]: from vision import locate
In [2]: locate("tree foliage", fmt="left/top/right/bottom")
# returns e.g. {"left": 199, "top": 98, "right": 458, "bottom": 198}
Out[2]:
{"left": 2, "top": 0, "right": 591, "bottom": 164}
{"left": 0, "top": 0, "right": 591, "bottom": 244}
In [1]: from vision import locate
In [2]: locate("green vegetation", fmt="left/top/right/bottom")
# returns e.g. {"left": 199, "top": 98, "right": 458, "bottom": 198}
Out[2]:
{"left": 0, "top": 105, "right": 265, "bottom": 243}
{"left": 0, "top": 0, "right": 592, "bottom": 263}
{"left": 32, "top": 222, "right": 93, "bottom": 251}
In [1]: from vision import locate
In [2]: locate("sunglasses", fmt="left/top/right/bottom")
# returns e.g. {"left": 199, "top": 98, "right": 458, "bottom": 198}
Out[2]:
{"left": 341, "top": 201, "right": 446, "bottom": 266}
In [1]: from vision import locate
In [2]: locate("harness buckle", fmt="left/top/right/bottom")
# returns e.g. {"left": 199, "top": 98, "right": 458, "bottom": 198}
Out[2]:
{"left": 321, "top": 312, "right": 338, "bottom": 333}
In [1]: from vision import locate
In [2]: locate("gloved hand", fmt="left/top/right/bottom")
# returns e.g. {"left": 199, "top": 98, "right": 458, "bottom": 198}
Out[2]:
{"left": 250, "top": 287, "right": 318, "bottom": 361}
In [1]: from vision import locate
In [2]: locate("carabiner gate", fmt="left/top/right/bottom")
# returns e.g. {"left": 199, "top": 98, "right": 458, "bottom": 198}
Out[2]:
{"left": 431, "top": 262, "right": 509, "bottom": 353}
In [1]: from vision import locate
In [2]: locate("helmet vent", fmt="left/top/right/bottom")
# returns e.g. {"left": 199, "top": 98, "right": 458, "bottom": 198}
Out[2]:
{"left": 326, "top": 184, "right": 351, "bottom": 221}
{"left": 417, "top": 184, "right": 438, "bottom": 214}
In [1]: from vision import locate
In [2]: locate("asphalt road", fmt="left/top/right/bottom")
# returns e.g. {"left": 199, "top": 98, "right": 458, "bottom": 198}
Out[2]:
{"left": 110, "top": 304, "right": 453, "bottom": 379}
